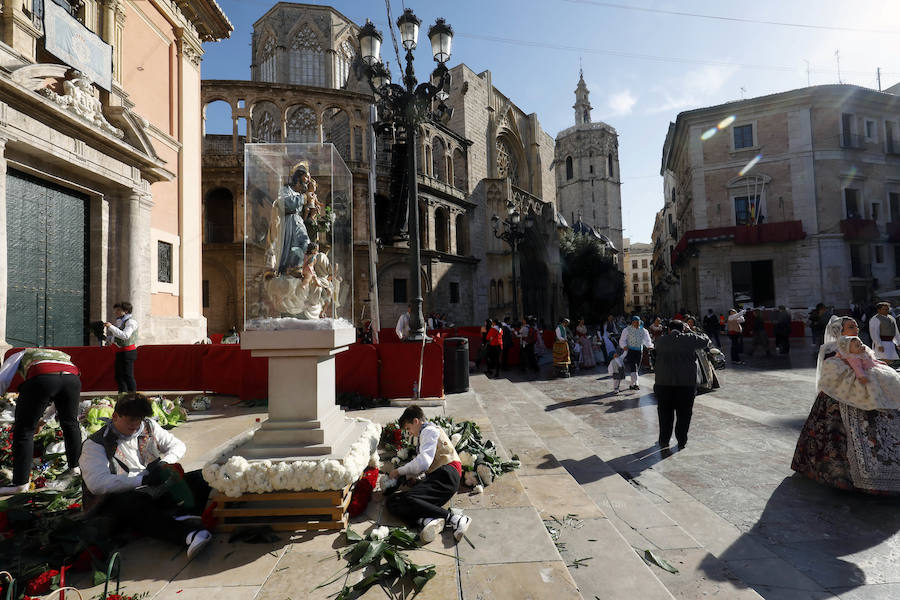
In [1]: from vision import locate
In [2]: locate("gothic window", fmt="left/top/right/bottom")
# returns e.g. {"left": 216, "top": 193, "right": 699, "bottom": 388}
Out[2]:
{"left": 260, "top": 37, "right": 277, "bottom": 82}
{"left": 253, "top": 110, "right": 278, "bottom": 142}
{"left": 335, "top": 39, "right": 356, "bottom": 89}
{"left": 289, "top": 24, "right": 326, "bottom": 87}
{"left": 286, "top": 106, "right": 317, "bottom": 142}
{"left": 496, "top": 138, "right": 520, "bottom": 186}
{"left": 565, "top": 156, "right": 573, "bottom": 180}
{"left": 453, "top": 149, "right": 467, "bottom": 191}
{"left": 432, "top": 138, "right": 446, "bottom": 182}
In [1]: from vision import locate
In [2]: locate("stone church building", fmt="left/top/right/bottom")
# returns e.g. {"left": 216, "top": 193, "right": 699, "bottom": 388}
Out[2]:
{"left": 0, "top": 0, "right": 231, "bottom": 352}
{"left": 200, "top": 1, "right": 563, "bottom": 333}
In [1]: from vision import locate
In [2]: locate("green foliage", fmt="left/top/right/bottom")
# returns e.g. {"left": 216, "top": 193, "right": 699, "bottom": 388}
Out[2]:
{"left": 559, "top": 230, "right": 624, "bottom": 323}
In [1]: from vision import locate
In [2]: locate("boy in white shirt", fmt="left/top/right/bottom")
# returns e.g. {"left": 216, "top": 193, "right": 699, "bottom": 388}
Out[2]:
{"left": 387, "top": 406, "right": 471, "bottom": 543}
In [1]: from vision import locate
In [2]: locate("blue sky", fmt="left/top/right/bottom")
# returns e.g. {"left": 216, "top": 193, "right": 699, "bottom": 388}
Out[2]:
{"left": 202, "top": 0, "right": 900, "bottom": 243}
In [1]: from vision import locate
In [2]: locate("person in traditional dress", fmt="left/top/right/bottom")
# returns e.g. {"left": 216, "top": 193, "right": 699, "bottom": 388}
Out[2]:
{"left": 817, "top": 336, "right": 900, "bottom": 410}
{"left": 396, "top": 305, "right": 411, "bottom": 341}
{"left": 575, "top": 318, "right": 596, "bottom": 369}
{"left": 792, "top": 316, "right": 900, "bottom": 494}
{"left": 0, "top": 348, "right": 82, "bottom": 494}
{"left": 726, "top": 308, "right": 747, "bottom": 364}
{"left": 105, "top": 301, "right": 139, "bottom": 392}
{"left": 618, "top": 316, "right": 653, "bottom": 390}
{"left": 387, "top": 405, "right": 471, "bottom": 543}
{"left": 868, "top": 302, "right": 900, "bottom": 362}
{"left": 600, "top": 315, "right": 619, "bottom": 363}
{"left": 553, "top": 318, "right": 572, "bottom": 378}
{"left": 486, "top": 319, "right": 503, "bottom": 378}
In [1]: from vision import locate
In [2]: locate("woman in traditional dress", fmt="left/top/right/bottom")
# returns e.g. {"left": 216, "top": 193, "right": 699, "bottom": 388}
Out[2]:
{"left": 600, "top": 315, "right": 619, "bottom": 363}
{"left": 791, "top": 315, "right": 900, "bottom": 494}
{"left": 553, "top": 318, "right": 572, "bottom": 378}
{"left": 575, "top": 318, "right": 596, "bottom": 369}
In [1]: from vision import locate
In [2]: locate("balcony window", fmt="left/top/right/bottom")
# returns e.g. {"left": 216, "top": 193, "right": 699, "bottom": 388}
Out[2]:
{"left": 876, "top": 245, "right": 884, "bottom": 263}
{"left": 632, "top": 260, "right": 638, "bottom": 269}
{"left": 865, "top": 119, "right": 877, "bottom": 143}
{"left": 891, "top": 193, "right": 900, "bottom": 222}
{"left": 734, "top": 195, "right": 759, "bottom": 225}
{"left": 393, "top": 278, "right": 407, "bottom": 304}
{"left": 633, "top": 283, "right": 639, "bottom": 293}
{"left": 842, "top": 113, "right": 855, "bottom": 146}
{"left": 887, "top": 121, "right": 897, "bottom": 153}
{"left": 873, "top": 202, "right": 881, "bottom": 222}
{"left": 734, "top": 124, "right": 754, "bottom": 149}
{"left": 845, "top": 188, "right": 861, "bottom": 219}
{"left": 642, "top": 259, "right": 648, "bottom": 269}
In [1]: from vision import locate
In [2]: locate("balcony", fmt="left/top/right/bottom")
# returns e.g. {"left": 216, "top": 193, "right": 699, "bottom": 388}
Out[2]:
{"left": 838, "top": 133, "right": 866, "bottom": 150}
{"left": 417, "top": 173, "right": 466, "bottom": 203}
{"left": 734, "top": 220, "right": 806, "bottom": 244}
{"left": 840, "top": 219, "right": 880, "bottom": 241}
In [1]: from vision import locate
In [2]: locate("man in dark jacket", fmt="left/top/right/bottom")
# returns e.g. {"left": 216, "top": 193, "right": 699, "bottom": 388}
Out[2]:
{"left": 653, "top": 320, "right": 710, "bottom": 450}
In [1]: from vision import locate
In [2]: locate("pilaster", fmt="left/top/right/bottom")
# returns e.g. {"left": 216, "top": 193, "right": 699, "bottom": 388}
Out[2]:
{"left": 124, "top": 184, "right": 154, "bottom": 328}
{"left": 1, "top": 1, "right": 42, "bottom": 62}
{"left": 0, "top": 136, "right": 9, "bottom": 355}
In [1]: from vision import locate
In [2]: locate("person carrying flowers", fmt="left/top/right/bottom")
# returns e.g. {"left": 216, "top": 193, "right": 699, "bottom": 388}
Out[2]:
{"left": 386, "top": 405, "right": 471, "bottom": 543}
{"left": 80, "top": 393, "right": 213, "bottom": 559}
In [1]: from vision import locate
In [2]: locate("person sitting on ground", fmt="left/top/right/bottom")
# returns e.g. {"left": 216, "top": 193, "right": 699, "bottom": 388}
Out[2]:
{"left": 817, "top": 335, "right": 900, "bottom": 411}
{"left": 221, "top": 327, "right": 240, "bottom": 344}
{"left": 80, "top": 393, "right": 213, "bottom": 559}
{"left": 386, "top": 405, "right": 471, "bottom": 543}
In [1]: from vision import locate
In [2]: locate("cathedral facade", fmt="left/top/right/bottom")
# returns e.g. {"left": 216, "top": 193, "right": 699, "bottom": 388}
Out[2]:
{"left": 201, "top": 2, "right": 563, "bottom": 333}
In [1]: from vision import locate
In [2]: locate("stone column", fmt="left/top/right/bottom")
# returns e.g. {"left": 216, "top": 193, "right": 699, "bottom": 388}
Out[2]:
{"left": 449, "top": 209, "right": 458, "bottom": 255}
{"left": 0, "top": 136, "right": 9, "bottom": 355}
{"left": 425, "top": 202, "right": 436, "bottom": 251}
{"left": 124, "top": 185, "right": 153, "bottom": 329}
{"left": 89, "top": 194, "right": 110, "bottom": 325}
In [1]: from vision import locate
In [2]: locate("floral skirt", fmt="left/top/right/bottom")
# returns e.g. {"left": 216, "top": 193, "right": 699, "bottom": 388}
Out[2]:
{"left": 791, "top": 392, "right": 900, "bottom": 494}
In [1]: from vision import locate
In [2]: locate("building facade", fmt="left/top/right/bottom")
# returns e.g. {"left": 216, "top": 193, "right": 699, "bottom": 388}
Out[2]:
{"left": 201, "top": 2, "right": 562, "bottom": 334}
{"left": 0, "top": 0, "right": 231, "bottom": 353}
{"left": 623, "top": 238, "right": 653, "bottom": 313}
{"left": 553, "top": 72, "right": 623, "bottom": 259}
{"left": 654, "top": 84, "right": 900, "bottom": 316}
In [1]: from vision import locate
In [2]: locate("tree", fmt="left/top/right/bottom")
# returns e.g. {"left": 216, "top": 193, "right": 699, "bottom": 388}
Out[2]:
{"left": 559, "top": 230, "right": 624, "bottom": 323}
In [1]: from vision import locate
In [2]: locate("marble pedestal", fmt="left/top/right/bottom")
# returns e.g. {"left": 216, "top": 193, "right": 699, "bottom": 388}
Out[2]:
{"left": 237, "top": 326, "right": 366, "bottom": 460}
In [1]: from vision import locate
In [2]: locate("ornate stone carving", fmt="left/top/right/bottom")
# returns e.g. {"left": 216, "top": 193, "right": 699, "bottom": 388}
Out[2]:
{"left": 38, "top": 71, "right": 124, "bottom": 138}
{"left": 291, "top": 23, "right": 323, "bottom": 50}
{"left": 182, "top": 42, "right": 202, "bottom": 66}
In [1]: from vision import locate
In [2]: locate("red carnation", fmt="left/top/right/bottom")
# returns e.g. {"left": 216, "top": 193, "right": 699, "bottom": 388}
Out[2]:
{"left": 347, "top": 467, "right": 380, "bottom": 517}
{"left": 67, "top": 502, "right": 81, "bottom": 510}
{"left": 392, "top": 428, "right": 403, "bottom": 449}
{"left": 201, "top": 501, "right": 218, "bottom": 531}
{"left": 25, "top": 569, "right": 58, "bottom": 595}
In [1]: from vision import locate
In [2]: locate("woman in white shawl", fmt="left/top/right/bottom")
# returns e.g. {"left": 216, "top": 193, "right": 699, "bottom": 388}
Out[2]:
{"left": 792, "top": 315, "right": 900, "bottom": 494}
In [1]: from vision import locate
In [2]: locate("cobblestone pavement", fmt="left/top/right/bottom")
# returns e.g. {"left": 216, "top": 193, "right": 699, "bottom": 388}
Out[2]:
{"left": 519, "top": 348, "right": 900, "bottom": 600}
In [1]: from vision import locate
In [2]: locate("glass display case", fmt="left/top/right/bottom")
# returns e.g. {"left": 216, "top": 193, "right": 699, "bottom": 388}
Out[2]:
{"left": 243, "top": 143, "right": 352, "bottom": 328}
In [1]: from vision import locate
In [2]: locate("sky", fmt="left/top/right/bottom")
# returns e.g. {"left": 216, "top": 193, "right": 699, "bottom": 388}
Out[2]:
{"left": 201, "top": 0, "right": 900, "bottom": 244}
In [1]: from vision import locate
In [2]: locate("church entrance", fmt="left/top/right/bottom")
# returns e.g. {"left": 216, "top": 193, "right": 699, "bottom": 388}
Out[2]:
{"left": 6, "top": 169, "right": 90, "bottom": 347}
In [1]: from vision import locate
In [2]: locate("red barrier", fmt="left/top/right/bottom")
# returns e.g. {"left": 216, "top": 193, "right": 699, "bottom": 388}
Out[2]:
{"left": 336, "top": 344, "right": 379, "bottom": 398}
{"left": 377, "top": 342, "right": 443, "bottom": 398}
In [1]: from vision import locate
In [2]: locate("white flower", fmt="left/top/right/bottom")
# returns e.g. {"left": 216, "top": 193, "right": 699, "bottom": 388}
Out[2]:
{"left": 476, "top": 463, "right": 494, "bottom": 486}
{"left": 391, "top": 457, "right": 400, "bottom": 465}
{"left": 463, "top": 470, "right": 479, "bottom": 487}
{"left": 473, "top": 484, "right": 484, "bottom": 494}
{"left": 397, "top": 447, "right": 409, "bottom": 460}
{"left": 370, "top": 526, "right": 390, "bottom": 540}
{"left": 46, "top": 441, "right": 66, "bottom": 455}
{"left": 458, "top": 451, "right": 475, "bottom": 468}
{"left": 450, "top": 433, "right": 462, "bottom": 447}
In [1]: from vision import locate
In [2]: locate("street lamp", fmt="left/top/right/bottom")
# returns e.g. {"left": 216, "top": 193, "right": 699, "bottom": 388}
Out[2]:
{"left": 492, "top": 207, "right": 534, "bottom": 322}
{"left": 358, "top": 9, "right": 454, "bottom": 342}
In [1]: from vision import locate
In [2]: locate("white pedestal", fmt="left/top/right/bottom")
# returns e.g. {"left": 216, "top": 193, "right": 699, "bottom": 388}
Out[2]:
{"left": 238, "top": 326, "right": 365, "bottom": 460}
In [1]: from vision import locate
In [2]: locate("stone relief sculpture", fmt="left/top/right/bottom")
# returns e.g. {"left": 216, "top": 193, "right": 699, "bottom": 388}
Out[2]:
{"left": 38, "top": 70, "right": 123, "bottom": 137}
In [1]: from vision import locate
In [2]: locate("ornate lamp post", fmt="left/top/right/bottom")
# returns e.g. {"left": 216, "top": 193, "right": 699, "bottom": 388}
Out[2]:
{"left": 358, "top": 10, "right": 454, "bottom": 342}
{"left": 492, "top": 201, "right": 534, "bottom": 321}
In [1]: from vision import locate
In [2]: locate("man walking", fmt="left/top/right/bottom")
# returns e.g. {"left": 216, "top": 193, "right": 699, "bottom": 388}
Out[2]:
{"left": 653, "top": 320, "right": 710, "bottom": 450}
{"left": 702, "top": 309, "right": 721, "bottom": 347}
{"left": 869, "top": 302, "right": 900, "bottom": 361}
{"left": 618, "top": 316, "right": 653, "bottom": 390}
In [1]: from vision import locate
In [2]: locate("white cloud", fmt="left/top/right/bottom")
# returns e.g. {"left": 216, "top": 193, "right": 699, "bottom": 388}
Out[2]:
{"left": 607, "top": 89, "right": 637, "bottom": 116}
{"left": 647, "top": 64, "right": 738, "bottom": 114}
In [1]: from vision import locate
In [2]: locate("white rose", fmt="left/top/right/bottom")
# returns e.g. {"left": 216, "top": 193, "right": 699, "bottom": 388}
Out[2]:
{"left": 391, "top": 457, "right": 400, "bottom": 465}
{"left": 476, "top": 463, "right": 494, "bottom": 486}
{"left": 473, "top": 484, "right": 484, "bottom": 494}
{"left": 458, "top": 451, "right": 475, "bottom": 468}
{"left": 463, "top": 470, "right": 479, "bottom": 487}
{"left": 450, "top": 433, "right": 462, "bottom": 447}
{"left": 370, "top": 526, "right": 390, "bottom": 541}
{"left": 397, "top": 447, "right": 409, "bottom": 460}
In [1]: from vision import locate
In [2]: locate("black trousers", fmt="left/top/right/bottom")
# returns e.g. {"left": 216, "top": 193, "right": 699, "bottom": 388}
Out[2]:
{"left": 623, "top": 348, "right": 642, "bottom": 374}
{"left": 486, "top": 345, "right": 501, "bottom": 376}
{"left": 775, "top": 333, "right": 790, "bottom": 354}
{"left": 728, "top": 333, "right": 743, "bottom": 362}
{"left": 654, "top": 384, "right": 696, "bottom": 447}
{"left": 523, "top": 343, "right": 538, "bottom": 372}
{"left": 704, "top": 327, "right": 720, "bottom": 347}
{"left": 386, "top": 465, "right": 460, "bottom": 524}
{"left": 97, "top": 470, "right": 211, "bottom": 546}
{"left": 12, "top": 373, "right": 82, "bottom": 485}
{"left": 114, "top": 349, "right": 137, "bottom": 392}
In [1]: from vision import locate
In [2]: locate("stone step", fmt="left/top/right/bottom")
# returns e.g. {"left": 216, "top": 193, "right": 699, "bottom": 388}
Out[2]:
{"left": 507, "top": 377, "right": 767, "bottom": 599}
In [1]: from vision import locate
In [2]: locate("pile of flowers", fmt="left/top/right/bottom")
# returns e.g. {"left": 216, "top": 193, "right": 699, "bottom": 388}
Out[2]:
{"left": 381, "top": 416, "right": 520, "bottom": 493}
{"left": 0, "top": 394, "right": 188, "bottom": 489}
{"left": 202, "top": 419, "right": 382, "bottom": 497}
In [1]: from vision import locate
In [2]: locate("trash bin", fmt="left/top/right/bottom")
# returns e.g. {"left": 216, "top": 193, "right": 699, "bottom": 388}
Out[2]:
{"left": 443, "top": 337, "right": 469, "bottom": 394}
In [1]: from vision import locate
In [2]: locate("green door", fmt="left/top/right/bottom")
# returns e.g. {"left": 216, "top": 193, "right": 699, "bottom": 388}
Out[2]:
{"left": 6, "top": 169, "right": 89, "bottom": 347}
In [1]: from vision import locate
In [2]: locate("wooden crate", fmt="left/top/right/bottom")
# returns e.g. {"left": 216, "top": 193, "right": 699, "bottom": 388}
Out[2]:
{"left": 211, "top": 485, "right": 352, "bottom": 532}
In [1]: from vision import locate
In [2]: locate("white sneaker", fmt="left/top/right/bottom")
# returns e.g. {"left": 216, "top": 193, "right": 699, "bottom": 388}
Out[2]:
{"left": 418, "top": 517, "right": 445, "bottom": 543}
{"left": 186, "top": 529, "right": 212, "bottom": 559}
{"left": 0, "top": 483, "right": 29, "bottom": 495}
{"left": 448, "top": 514, "right": 471, "bottom": 542}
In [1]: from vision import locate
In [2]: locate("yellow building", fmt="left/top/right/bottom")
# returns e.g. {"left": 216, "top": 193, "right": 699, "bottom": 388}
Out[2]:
{"left": 0, "top": 0, "right": 231, "bottom": 351}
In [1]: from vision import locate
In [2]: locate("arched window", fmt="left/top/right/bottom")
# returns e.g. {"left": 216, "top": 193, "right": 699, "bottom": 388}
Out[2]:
{"left": 286, "top": 105, "right": 317, "bottom": 142}
{"left": 497, "top": 280, "right": 504, "bottom": 306}
{"left": 322, "top": 107, "right": 350, "bottom": 161}
{"left": 259, "top": 37, "right": 276, "bottom": 82}
{"left": 434, "top": 207, "right": 450, "bottom": 253}
{"left": 608, "top": 154, "right": 614, "bottom": 179}
{"left": 432, "top": 138, "right": 446, "bottom": 182}
{"left": 453, "top": 149, "right": 467, "bottom": 191}
{"left": 496, "top": 138, "right": 520, "bottom": 186}
{"left": 289, "top": 24, "right": 325, "bottom": 86}
{"left": 455, "top": 213, "right": 467, "bottom": 255}
{"left": 565, "top": 156, "right": 573, "bottom": 180}
{"left": 251, "top": 101, "right": 279, "bottom": 142}
{"left": 205, "top": 188, "right": 234, "bottom": 243}
{"left": 335, "top": 39, "right": 356, "bottom": 88}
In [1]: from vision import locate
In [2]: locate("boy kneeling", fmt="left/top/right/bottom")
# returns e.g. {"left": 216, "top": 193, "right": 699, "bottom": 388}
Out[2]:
{"left": 387, "top": 406, "right": 471, "bottom": 543}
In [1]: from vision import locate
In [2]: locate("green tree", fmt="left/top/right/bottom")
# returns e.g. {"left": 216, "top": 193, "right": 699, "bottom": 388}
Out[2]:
{"left": 559, "top": 230, "right": 624, "bottom": 323}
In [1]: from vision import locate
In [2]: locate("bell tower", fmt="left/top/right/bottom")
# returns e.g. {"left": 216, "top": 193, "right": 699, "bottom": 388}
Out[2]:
{"left": 574, "top": 69, "right": 592, "bottom": 126}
